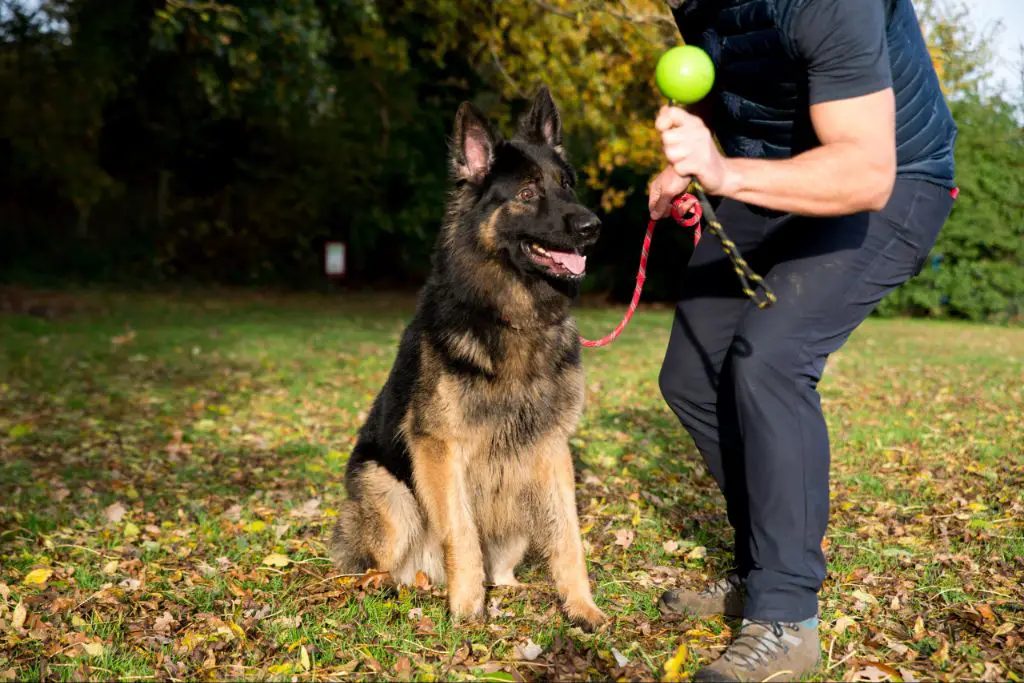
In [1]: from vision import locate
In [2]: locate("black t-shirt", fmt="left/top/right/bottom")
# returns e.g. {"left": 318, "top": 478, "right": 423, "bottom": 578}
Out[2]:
{"left": 792, "top": 0, "right": 893, "bottom": 105}
{"left": 670, "top": 0, "right": 957, "bottom": 184}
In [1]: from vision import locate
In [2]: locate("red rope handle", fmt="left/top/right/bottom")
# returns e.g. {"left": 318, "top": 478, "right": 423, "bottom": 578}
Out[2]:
{"left": 579, "top": 195, "right": 701, "bottom": 348}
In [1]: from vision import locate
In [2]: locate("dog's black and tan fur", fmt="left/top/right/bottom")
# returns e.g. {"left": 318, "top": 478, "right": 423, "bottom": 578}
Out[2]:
{"left": 329, "top": 87, "right": 606, "bottom": 630}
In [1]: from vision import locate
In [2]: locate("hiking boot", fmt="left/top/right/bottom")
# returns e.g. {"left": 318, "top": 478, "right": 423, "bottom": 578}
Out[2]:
{"left": 694, "top": 619, "right": 821, "bottom": 682}
{"left": 658, "top": 573, "right": 746, "bottom": 618}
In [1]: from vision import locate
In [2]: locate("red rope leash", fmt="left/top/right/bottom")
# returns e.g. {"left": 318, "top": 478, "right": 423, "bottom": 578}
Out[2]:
{"left": 580, "top": 195, "right": 701, "bottom": 348}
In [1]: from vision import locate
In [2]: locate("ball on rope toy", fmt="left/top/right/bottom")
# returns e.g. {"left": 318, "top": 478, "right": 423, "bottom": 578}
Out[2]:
{"left": 655, "top": 45, "right": 715, "bottom": 104}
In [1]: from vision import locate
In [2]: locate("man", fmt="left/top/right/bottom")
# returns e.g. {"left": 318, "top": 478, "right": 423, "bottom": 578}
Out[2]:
{"left": 648, "top": 0, "right": 957, "bottom": 680}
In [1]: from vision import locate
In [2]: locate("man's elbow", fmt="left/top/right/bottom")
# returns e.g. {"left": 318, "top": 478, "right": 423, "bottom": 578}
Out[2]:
{"left": 860, "top": 157, "right": 896, "bottom": 212}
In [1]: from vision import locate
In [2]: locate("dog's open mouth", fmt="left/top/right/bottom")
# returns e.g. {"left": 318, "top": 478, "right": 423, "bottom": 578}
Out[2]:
{"left": 522, "top": 242, "right": 587, "bottom": 278}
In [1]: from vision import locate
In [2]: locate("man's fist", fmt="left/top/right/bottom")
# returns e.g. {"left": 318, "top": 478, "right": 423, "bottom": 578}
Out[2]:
{"left": 656, "top": 105, "right": 732, "bottom": 196}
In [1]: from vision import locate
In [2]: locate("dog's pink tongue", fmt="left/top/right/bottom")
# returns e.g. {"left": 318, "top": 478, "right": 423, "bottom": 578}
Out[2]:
{"left": 549, "top": 250, "right": 586, "bottom": 275}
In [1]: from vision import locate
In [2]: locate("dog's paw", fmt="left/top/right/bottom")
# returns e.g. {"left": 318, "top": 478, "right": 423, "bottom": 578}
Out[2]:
{"left": 566, "top": 600, "right": 608, "bottom": 633}
{"left": 449, "top": 585, "right": 486, "bottom": 624}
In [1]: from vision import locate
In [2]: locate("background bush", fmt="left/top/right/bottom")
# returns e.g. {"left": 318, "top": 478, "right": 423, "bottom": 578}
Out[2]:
{"left": 0, "top": 0, "right": 1020, "bottom": 321}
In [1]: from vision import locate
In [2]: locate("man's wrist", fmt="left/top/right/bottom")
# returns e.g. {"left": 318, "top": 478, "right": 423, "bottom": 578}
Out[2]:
{"left": 717, "top": 157, "right": 745, "bottom": 199}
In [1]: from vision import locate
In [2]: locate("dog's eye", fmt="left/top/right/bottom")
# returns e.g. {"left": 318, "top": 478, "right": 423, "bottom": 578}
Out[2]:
{"left": 517, "top": 187, "right": 536, "bottom": 201}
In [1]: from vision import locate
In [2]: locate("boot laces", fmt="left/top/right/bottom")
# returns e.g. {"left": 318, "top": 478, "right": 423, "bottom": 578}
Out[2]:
{"left": 701, "top": 574, "right": 742, "bottom": 597}
{"left": 723, "top": 621, "right": 799, "bottom": 671}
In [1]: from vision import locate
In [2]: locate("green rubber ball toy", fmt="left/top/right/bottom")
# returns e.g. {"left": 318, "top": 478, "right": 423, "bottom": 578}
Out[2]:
{"left": 655, "top": 45, "right": 715, "bottom": 104}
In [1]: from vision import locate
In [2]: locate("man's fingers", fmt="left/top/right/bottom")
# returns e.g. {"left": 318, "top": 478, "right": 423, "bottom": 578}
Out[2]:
{"left": 651, "top": 191, "right": 674, "bottom": 219}
{"left": 655, "top": 106, "right": 697, "bottom": 132}
{"left": 648, "top": 178, "right": 671, "bottom": 219}
{"left": 648, "top": 180, "right": 662, "bottom": 211}
{"left": 660, "top": 127, "right": 698, "bottom": 146}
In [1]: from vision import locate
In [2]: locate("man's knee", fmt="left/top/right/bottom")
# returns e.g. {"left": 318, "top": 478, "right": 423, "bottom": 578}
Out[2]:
{"left": 730, "top": 335, "right": 822, "bottom": 394}
{"left": 659, "top": 345, "right": 714, "bottom": 430}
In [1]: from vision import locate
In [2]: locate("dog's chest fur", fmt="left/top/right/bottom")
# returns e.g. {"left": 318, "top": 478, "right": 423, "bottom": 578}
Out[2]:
{"left": 412, "top": 315, "right": 584, "bottom": 459}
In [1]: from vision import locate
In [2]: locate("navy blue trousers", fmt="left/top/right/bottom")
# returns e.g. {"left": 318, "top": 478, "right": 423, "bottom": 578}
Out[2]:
{"left": 658, "top": 178, "right": 954, "bottom": 622}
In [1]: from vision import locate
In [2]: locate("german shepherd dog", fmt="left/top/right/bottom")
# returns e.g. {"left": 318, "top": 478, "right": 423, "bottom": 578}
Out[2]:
{"left": 329, "top": 86, "right": 606, "bottom": 630}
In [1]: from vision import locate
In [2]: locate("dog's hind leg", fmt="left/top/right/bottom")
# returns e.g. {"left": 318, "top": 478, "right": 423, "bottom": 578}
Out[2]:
{"left": 536, "top": 437, "right": 607, "bottom": 632}
{"left": 330, "top": 463, "right": 425, "bottom": 584}
{"left": 485, "top": 535, "right": 529, "bottom": 586}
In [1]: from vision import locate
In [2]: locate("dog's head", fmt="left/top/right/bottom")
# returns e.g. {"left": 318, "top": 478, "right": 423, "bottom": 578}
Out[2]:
{"left": 446, "top": 87, "right": 601, "bottom": 290}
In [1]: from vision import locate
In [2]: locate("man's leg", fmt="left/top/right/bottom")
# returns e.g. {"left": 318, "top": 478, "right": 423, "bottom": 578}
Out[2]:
{"left": 695, "top": 179, "right": 954, "bottom": 680}
{"left": 658, "top": 199, "right": 775, "bottom": 593}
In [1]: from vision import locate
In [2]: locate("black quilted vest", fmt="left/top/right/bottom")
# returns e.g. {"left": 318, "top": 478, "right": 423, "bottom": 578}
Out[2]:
{"left": 668, "top": 0, "right": 957, "bottom": 187}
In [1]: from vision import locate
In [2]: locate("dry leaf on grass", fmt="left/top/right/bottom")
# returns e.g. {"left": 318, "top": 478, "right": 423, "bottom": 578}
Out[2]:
{"left": 849, "top": 663, "right": 902, "bottom": 681}
{"left": 22, "top": 568, "right": 53, "bottom": 586}
{"left": 104, "top": 502, "right": 127, "bottom": 523}
{"left": 514, "top": 638, "right": 543, "bottom": 661}
{"left": 614, "top": 529, "right": 635, "bottom": 549}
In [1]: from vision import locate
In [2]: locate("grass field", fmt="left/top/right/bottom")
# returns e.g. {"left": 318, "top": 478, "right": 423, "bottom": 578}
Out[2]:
{"left": 0, "top": 289, "right": 1021, "bottom": 682}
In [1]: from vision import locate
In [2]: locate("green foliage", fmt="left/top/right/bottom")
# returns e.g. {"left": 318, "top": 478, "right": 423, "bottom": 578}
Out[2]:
{"left": 876, "top": 9, "right": 1024, "bottom": 322}
{"left": 0, "top": 0, "right": 1019, "bottom": 320}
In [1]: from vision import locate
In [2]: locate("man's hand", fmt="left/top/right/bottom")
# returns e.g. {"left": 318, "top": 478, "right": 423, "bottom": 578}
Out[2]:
{"left": 650, "top": 90, "right": 897, "bottom": 217}
{"left": 648, "top": 166, "right": 694, "bottom": 220}
{"left": 656, "top": 105, "right": 735, "bottom": 197}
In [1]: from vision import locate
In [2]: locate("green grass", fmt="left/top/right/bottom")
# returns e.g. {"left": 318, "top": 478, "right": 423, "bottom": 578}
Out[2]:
{"left": 0, "top": 288, "right": 1021, "bottom": 682}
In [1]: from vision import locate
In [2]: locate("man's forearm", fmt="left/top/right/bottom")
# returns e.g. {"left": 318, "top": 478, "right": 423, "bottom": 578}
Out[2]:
{"left": 718, "top": 142, "right": 896, "bottom": 216}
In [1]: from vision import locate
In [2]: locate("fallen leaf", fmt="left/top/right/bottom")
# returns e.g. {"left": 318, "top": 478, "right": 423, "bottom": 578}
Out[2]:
{"left": 851, "top": 589, "right": 878, "bottom": 605}
{"left": 395, "top": 656, "right": 412, "bottom": 678}
{"left": 414, "top": 571, "right": 431, "bottom": 590}
{"left": 299, "top": 645, "right": 311, "bottom": 672}
{"left": 612, "top": 648, "right": 629, "bottom": 667}
{"left": 154, "top": 612, "right": 177, "bottom": 635}
{"left": 994, "top": 622, "right": 1015, "bottom": 637}
{"left": 662, "top": 540, "right": 679, "bottom": 553}
{"left": 850, "top": 664, "right": 900, "bottom": 681}
{"left": 416, "top": 615, "right": 436, "bottom": 635}
{"left": 273, "top": 615, "right": 302, "bottom": 629}
{"left": 11, "top": 602, "right": 26, "bottom": 631}
{"left": 685, "top": 546, "right": 707, "bottom": 561}
{"left": 663, "top": 642, "right": 688, "bottom": 682}
{"left": 514, "top": 638, "right": 543, "bottom": 661}
{"left": 981, "top": 662, "right": 1004, "bottom": 681}
{"left": 104, "top": 502, "right": 127, "bottom": 523}
{"left": 102, "top": 560, "right": 119, "bottom": 575}
{"left": 976, "top": 603, "right": 996, "bottom": 622}
{"left": 111, "top": 329, "right": 136, "bottom": 345}
{"left": 80, "top": 641, "right": 104, "bottom": 658}
{"left": 912, "top": 616, "right": 925, "bottom": 640}
{"left": 898, "top": 667, "right": 918, "bottom": 682}
{"left": 930, "top": 637, "right": 950, "bottom": 665}
{"left": 833, "top": 615, "right": 858, "bottom": 636}
{"left": 407, "top": 608, "right": 424, "bottom": 622}
{"left": 358, "top": 570, "right": 390, "bottom": 590}
{"left": 123, "top": 521, "right": 140, "bottom": 540}
{"left": 0, "top": 668, "right": 16, "bottom": 681}
{"left": 245, "top": 520, "right": 267, "bottom": 533}
{"left": 261, "top": 553, "right": 291, "bottom": 568}
{"left": 22, "top": 568, "right": 53, "bottom": 587}
{"left": 291, "top": 498, "right": 321, "bottom": 520}
{"left": 614, "top": 529, "right": 635, "bottom": 549}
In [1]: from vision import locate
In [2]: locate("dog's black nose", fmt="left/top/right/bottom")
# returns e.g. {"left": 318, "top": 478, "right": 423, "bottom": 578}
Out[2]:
{"left": 570, "top": 213, "right": 601, "bottom": 241}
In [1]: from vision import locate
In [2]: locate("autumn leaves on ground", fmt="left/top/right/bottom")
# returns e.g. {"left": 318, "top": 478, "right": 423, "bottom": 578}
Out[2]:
{"left": 0, "top": 289, "right": 1021, "bottom": 682}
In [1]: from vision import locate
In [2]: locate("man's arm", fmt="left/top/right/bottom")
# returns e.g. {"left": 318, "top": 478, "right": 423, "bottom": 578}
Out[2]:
{"left": 719, "top": 89, "right": 896, "bottom": 214}
{"left": 655, "top": 0, "right": 897, "bottom": 217}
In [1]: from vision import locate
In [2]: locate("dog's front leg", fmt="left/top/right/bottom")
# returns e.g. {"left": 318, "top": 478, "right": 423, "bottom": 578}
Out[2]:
{"left": 411, "top": 435, "right": 485, "bottom": 622}
{"left": 540, "top": 438, "right": 608, "bottom": 631}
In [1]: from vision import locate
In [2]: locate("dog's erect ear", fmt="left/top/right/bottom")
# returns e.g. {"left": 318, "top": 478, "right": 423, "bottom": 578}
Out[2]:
{"left": 517, "top": 85, "right": 563, "bottom": 155}
{"left": 451, "top": 102, "right": 498, "bottom": 184}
